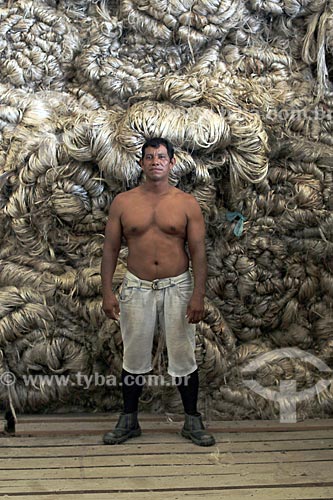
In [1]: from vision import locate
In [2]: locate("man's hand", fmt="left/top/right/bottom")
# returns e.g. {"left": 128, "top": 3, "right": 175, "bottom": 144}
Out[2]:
{"left": 186, "top": 293, "right": 205, "bottom": 324}
{"left": 102, "top": 292, "right": 120, "bottom": 320}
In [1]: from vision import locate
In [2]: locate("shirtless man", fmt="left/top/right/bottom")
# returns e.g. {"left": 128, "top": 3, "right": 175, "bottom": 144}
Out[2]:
{"left": 101, "top": 137, "right": 215, "bottom": 446}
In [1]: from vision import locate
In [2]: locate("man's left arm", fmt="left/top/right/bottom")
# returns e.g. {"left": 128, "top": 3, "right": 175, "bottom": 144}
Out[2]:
{"left": 186, "top": 197, "right": 207, "bottom": 324}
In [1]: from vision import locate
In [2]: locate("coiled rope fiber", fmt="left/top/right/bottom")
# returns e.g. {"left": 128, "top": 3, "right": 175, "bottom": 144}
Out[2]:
{"left": 0, "top": 0, "right": 332, "bottom": 419}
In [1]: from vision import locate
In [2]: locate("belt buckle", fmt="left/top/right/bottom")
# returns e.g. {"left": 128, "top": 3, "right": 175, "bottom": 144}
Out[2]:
{"left": 151, "top": 280, "right": 159, "bottom": 290}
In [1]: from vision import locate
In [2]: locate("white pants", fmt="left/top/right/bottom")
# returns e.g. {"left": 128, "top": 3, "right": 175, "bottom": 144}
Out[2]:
{"left": 119, "top": 270, "right": 197, "bottom": 377}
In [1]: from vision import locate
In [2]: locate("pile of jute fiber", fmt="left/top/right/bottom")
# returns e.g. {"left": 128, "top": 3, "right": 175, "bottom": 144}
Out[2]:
{"left": 0, "top": 0, "right": 332, "bottom": 421}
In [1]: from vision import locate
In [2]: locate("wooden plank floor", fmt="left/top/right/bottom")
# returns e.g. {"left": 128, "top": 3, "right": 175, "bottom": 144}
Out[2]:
{"left": 1, "top": 413, "right": 333, "bottom": 499}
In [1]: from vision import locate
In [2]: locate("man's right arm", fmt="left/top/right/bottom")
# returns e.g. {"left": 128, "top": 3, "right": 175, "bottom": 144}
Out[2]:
{"left": 101, "top": 196, "right": 123, "bottom": 320}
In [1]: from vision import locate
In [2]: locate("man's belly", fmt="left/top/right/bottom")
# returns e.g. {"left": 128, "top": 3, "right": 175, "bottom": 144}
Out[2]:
{"left": 127, "top": 246, "right": 189, "bottom": 280}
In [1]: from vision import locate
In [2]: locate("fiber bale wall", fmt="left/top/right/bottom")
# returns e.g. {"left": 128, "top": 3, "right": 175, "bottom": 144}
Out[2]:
{"left": 0, "top": 0, "right": 332, "bottom": 420}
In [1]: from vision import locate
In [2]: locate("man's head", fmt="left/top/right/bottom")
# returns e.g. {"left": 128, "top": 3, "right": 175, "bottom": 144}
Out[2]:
{"left": 141, "top": 137, "right": 174, "bottom": 160}
{"left": 139, "top": 137, "right": 176, "bottom": 182}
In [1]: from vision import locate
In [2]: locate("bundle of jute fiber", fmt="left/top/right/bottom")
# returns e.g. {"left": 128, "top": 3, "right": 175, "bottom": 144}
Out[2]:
{"left": 117, "top": 100, "right": 231, "bottom": 151}
{"left": 40, "top": 0, "right": 112, "bottom": 18}
{"left": 222, "top": 43, "right": 294, "bottom": 80}
{"left": 63, "top": 99, "right": 239, "bottom": 186}
{"left": 70, "top": 62, "right": 267, "bottom": 186}
{"left": 314, "top": 313, "right": 333, "bottom": 362}
{"left": 1, "top": 331, "right": 94, "bottom": 413}
{"left": 201, "top": 142, "right": 332, "bottom": 419}
{"left": 204, "top": 338, "right": 332, "bottom": 421}
{"left": 120, "top": 0, "right": 249, "bottom": 51}
{"left": 207, "top": 151, "right": 332, "bottom": 307}
{"left": 238, "top": 342, "right": 332, "bottom": 418}
{"left": 2, "top": 92, "right": 111, "bottom": 260}
{"left": 73, "top": 9, "right": 158, "bottom": 106}
{"left": 208, "top": 196, "right": 329, "bottom": 280}
{"left": 62, "top": 106, "right": 143, "bottom": 186}
{"left": 263, "top": 84, "right": 333, "bottom": 146}
{"left": 0, "top": 259, "right": 57, "bottom": 299}
{"left": 0, "top": 84, "right": 101, "bottom": 190}
{"left": 0, "top": 0, "right": 332, "bottom": 422}
{"left": 0, "top": 83, "right": 54, "bottom": 167}
{"left": 0, "top": 0, "right": 80, "bottom": 91}
{"left": 206, "top": 235, "right": 292, "bottom": 341}
{"left": 0, "top": 251, "right": 100, "bottom": 334}
{"left": 115, "top": 99, "right": 268, "bottom": 187}
{"left": 0, "top": 90, "right": 316, "bottom": 418}
{"left": 0, "top": 286, "right": 54, "bottom": 347}
{"left": 263, "top": 139, "right": 333, "bottom": 261}
{"left": 301, "top": 0, "right": 333, "bottom": 97}
{"left": 0, "top": 212, "right": 10, "bottom": 244}
{"left": 71, "top": 1, "right": 194, "bottom": 105}
{"left": 0, "top": 256, "right": 108, "bottom": 413}
{"left": 0, "top": 238, "right": 109, "bottom": 331}
{"left": 194, "top": 299, "right": 236, "bottom": 384}
{"left": 4, "top": 154, "right": 110, "bottom": 259}
{"left": 157, "top": 70, "right": 278, "bottom": 115}
{"left": 73, "top": 0, "right": 274, "bottom": 105}
{"left": 249, "top": 0, "right": 326, "bottom": 18}
{"left": 158, "top": 72, "right": 272, "bottom": 188}
{"left": 213, "top": 377, "right": 331, "bottom": 421}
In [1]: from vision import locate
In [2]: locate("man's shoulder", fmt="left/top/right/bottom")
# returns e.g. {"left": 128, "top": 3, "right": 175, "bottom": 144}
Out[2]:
{"left": 113, "top": 188, "right": 140, "bottom": 203}
{"left": 109, "top": 189, "right": 139, "bottom": 216}
{"left": 171, "top": 188, "right": 203, "bottom": 218}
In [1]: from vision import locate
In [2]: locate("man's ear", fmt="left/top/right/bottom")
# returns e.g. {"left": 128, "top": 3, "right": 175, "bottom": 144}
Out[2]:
{"left": 170, "top": 157, "right": 176, "bottom": 168}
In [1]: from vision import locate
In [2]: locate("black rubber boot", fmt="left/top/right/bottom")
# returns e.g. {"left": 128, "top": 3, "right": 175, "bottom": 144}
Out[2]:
{"left": 181, "top": 413, "right": 215, "bottom": 447}
{"left": 103, "top": 412, "right": 141, "bottom": 445}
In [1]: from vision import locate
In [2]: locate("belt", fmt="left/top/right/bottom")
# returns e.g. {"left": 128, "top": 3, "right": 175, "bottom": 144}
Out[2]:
{"left": 124, "top": 271, "right": 191, "bottom": 290}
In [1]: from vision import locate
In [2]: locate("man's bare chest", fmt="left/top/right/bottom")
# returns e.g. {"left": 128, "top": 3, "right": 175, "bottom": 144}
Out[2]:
{"left": 121, "top": 203, "right": 187, "bottom": 237}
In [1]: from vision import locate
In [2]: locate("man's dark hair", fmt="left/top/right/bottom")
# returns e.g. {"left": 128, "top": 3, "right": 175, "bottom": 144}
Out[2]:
{"left": 141, "top": 137, "right": 174, "bottom": 160}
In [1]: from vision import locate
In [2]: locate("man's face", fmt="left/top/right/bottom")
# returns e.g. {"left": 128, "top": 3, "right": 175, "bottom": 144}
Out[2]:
{"left": 139, "top": 145, "right": 175, "bottom": 181}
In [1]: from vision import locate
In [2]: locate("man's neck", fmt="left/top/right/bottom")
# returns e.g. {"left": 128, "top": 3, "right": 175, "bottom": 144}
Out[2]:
{"left": 140, "top": 180, "right": 172, "bottom": 195}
